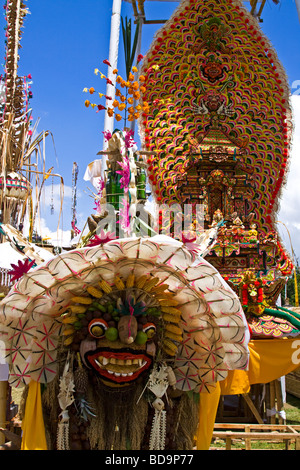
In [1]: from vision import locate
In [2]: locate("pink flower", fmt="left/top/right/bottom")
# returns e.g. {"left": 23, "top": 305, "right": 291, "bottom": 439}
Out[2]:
{"left": 119, "top": 198, "right": 130, "bottom": 235}
{"left": 9, "top": 259, "right": 36, "bottom": 282}
{"left": 102, "top": 130, "right": 112, "bottom": 142}
{"left": 124, "top": 129, "right": 135, "bottom": 149}
{"left": 87, "top": 230, "right": 115, "bottom": 246}
{"left": 71, "top": 220, "right": 81, "bottom": 235}
{"left": 137, "top": 54, "right": 144, "bottom": 63}
{"left": 97, "top": 104, "right": 106, "bottom": 112}
{"left": 116, "top": 158, "right": 130, "bottom": 190}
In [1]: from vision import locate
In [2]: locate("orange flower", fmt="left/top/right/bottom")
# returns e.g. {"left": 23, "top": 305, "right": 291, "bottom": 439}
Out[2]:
{"left": 116, "top": 76, "right": 122, "bottom": 84}
{"left": 128, "top": 87, "right": 134, "bottom": 95}
{"left": 140, "top": 86, "right": 146, "bottom": 93}
{"left": 112, "top": 100, "right": 119, "bottom": 108}
{"left": 128, "top": 114, "right": 135, "bottom": 122}
{"left": 89, "top": 87, "right": 95, "bottom": 94}
{"left": 107, "top": 107, "right": 114, "bottom": 117}
{"left": 115, "top": 114, "right": 122, "bottom": 122}
{"left": 115, "top": 89, "right": 122, "bottom": 97}
{"left": 132, "top": 66, "right": 138, "bottom": 73}
{"left": 128, "top": 72, "right": 134, "bottom": 82}
{"left": 118, "top": 103, "right": 126, "bottom": 111}
{"left": 127, "top": 97, "right": 134, "bottom": 104}
{"left": 120, "top": 95, "right": 126, "bottom": 102}
{"left": 128, "top": 106, "right": 135, "bottom": 114}
{"left": 85, "top": 100, "right": 90, "bottom": 107}
{"left": 135, "top": 104, "right": 142, "bottom": 111}
{"left": 113, "top": 69, "right": 118, "bottom": 74}
{"left": 133, "top": 91, "right": 140, "bottom": 100}
{"left": 139, "top": 75, "right": 146, "bottom": 82}
{"left": 120, "top": 80, "right": 126, "bottom": 88}
{"left": 134, "top": 112, "right": 140, "bottom": 119}
{"left": 132, "top": 81, "right": 139, "bottom": 91}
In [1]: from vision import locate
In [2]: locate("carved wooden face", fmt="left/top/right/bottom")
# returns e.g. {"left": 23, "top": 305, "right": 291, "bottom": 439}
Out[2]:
{"left": 82, "top": 308, "right": 159, "bottom": 386}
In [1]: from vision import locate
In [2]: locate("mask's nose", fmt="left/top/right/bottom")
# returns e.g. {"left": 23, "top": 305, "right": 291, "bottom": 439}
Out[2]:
{"left": 118, "top": 315, "right": 138, "bottom": 344}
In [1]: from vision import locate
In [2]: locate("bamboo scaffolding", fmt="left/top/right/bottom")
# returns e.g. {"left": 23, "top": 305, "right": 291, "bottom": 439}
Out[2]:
{"left": 0, "top": 381, "right": 8, "bottom": 446}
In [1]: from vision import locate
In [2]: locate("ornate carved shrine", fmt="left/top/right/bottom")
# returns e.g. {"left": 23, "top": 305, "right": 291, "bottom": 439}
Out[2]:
{"left": 139, "top": 0, "right": 299, "bottom": 339}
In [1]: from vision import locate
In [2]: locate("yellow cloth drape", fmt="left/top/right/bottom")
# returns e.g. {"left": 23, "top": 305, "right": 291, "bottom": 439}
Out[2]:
{"left": 220, "top": 338, "right": 300, "bottom": 395}
{"left": 196, "top": 337, "right": 300, "bottom": 450}
{"left": 21, "top": 380, "right": 47, "bottom": 450}
{"left": 196, "top": 382, "right": 221, "bottom": 450}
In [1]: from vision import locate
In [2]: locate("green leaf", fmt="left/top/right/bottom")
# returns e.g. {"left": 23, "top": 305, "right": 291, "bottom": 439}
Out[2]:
{"left": 121, "top": 15, "right": 140, "bottom": 79}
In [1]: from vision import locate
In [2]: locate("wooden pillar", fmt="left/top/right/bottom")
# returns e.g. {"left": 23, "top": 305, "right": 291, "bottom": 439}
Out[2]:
{"left": 269, "top": 381, "right": 276, "bottom": 424}
{"left": 0, "top": 381, "right": 8, "bottom": 445}
{"left": 275, "top": 379, "right": 285, "bottom": 425}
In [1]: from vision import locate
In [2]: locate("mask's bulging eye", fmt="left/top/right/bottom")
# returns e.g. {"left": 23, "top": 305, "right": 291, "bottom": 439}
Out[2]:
{"left": 88, "top": 318, "right": 108, "bottom": 338}
{"left": 143, "top": 322, "right": 156, "bottom": 339}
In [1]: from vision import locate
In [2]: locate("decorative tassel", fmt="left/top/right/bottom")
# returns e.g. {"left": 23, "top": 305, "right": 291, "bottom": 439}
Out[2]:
{"left": 57, "top": 355, "right": 75, "bottom": 450}
{"left": 74, "top": 353, "right": 96, "bottom": 421}
{"left": 149, "top": 398, "right": 166, "bottom": 450}
{"left": 57, "top": 411, "right": 71, "bottom": 450}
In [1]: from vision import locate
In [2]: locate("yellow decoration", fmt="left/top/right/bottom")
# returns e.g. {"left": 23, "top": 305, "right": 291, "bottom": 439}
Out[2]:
{"left": 126, "top": 273, "right": 135, "bottom": 288}
{"left": 196, "top": 383, "right": 221, "bottom": 450}
{"left": 87, "top": 286, "right": 103, "bottom": 298}
{"left": 98, "top": 280, "right": 112, "bottom": 293}
{"left": 21, "top": 381, "right": 47, "bottom": 450}
{"left": 71, "top": 296, "right": 92, "bottom": 305}
{"left": 69, "top": 305, "right": 86, "bottom": 314}
{"left": 114, "top": 276, "right": 125, "bottom": 290}
{"left": 135, "top": 275, "right": 148, "bottom": 289}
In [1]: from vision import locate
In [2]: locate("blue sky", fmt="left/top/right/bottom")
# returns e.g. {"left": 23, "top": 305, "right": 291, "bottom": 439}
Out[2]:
{"left": 0, "top": 0, "right": 299, "bottom": 258}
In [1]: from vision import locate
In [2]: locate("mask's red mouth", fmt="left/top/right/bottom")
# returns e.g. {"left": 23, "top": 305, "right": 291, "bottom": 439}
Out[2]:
{"left": 85, "top": 348, "right": 153, "bottom": 384}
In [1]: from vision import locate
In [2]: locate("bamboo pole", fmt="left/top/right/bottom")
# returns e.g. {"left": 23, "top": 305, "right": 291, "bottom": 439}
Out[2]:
{"left": 103, "top": 0, "right": 123, "bottom": 172}
{"left": 294, "top": 267, "right": 299, "bottom": 307}
{"left": 296, "top": 0, "right": 300, "bottom": 23}
{"left": 0, "top": 381, "right": 8, "bottom": 446}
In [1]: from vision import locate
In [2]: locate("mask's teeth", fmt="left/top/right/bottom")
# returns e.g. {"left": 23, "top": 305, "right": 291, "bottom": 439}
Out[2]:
{"left": 95, "top": 358, "right": 102, "bottom": 368}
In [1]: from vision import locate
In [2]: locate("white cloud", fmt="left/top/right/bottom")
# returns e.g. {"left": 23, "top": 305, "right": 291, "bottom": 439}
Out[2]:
{"left": 22, "top": 183, "right": 79, "bottom": 247}
{"left": 277, "top": 95, "right": 300, "bottom": 263}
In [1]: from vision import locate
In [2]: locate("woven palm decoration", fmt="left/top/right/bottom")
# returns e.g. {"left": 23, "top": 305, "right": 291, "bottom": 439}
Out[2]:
{"left": 0, "top": 235, "right": 249, "bottom": 392}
